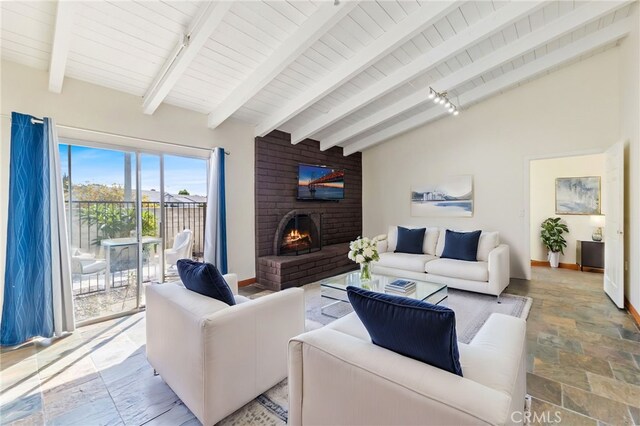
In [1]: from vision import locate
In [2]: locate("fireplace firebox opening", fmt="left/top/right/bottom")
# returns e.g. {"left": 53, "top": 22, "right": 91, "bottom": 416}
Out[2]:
{"left": 275, "top": 212, "right": 322, "bottom": 256}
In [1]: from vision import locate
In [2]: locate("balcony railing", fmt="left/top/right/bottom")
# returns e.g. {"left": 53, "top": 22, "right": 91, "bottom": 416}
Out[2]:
{"left": 67, "top": 200, "right": 206, "bottom": 295}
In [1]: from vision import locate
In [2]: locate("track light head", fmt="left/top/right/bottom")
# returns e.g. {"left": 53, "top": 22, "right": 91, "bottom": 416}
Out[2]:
{"left": 448, "top": 106, "right": 454, "bottom": 113}
{"left": 445, "top": 101, "right": 451, "bottom": 108}
{"left": 434, "top": 96, "right": 441, "bottom": 103}
{"left": 428, "top": 91, "right": 435, "bottom": 100}
{"left": 453, "top": 110, "right": 459, "bottom": 116}
{"left": 439, "top": 98, "right": 445, "bottom": 104}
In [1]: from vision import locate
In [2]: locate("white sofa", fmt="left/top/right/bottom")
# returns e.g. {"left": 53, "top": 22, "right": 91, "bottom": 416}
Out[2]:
{"left": 373, "top": 226, "right": 510, "bottom": 297}
{"left": 146, "top": 274, "right": 305, "bottom": 425}
{"left": 289, "top": 312, "right": 527, "bottom": 426}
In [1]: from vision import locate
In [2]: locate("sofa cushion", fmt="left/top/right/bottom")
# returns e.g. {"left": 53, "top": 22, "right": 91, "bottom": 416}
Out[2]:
{"left": 441, "top": 230, "right": 482, "bottom": 261}
{"left": 425, "top": 258, "right": 489, "bottom": 282}
{"left": 477, "top": 232, "right": 500, "bottom": 262}
{"left": 347, "top": 286, "right": 463, "bottom": 376}
{"left": 177, "top": 259, "right": 236, "bottom": 306}
{"left": 378, "top": 252, "right": 437, "bottom": 273}
{"left": 395, "top": 226, "right": 426, "bottom": 254}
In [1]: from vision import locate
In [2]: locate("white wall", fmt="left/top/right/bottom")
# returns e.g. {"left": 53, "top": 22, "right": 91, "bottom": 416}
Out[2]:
{"left": 620, "top": 7, "right": 640, "bottom": 313}
{"left": 362, "top": 48, "right": 621, "bottom": 280}
{"left": 0, "top": 61, "right": 256, "bottom": 315}
{"left": 529, "top": 154, "right": 605, "bottom": 264}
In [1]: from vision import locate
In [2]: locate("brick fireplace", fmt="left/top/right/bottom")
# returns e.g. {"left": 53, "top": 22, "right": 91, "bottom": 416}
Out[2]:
{"left": 255, "top": 131, "right": 362, "bottom": 291}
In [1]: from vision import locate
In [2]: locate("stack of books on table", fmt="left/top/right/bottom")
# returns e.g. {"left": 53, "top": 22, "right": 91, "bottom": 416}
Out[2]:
{"left": 385, "top": 279, "right": 416, "bottom": 294}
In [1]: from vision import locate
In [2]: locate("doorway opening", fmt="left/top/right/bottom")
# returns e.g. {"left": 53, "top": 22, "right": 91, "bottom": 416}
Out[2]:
{"left": 529, "top": 153, "right": 606, "bottom": 272}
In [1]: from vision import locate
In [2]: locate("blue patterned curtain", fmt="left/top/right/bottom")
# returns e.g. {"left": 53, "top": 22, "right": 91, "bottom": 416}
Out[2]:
{"left": 1, "top": 112, "right": 54, "bottom": 345}
{"left": 204, "top": 147, "right": 228, "bottom": 274}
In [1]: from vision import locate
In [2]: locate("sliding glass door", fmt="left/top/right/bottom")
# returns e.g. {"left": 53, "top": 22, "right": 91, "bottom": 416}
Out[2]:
{"left": 60, "top": 142, "right": 208, "bottom": 323}
{"left": 63, "top": 145, "right": 141, "bottom": 322}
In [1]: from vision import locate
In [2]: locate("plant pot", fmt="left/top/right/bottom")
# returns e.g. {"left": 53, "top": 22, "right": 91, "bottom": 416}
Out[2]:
{"left": 548, "top": 251, "right": 560, "bottom": 268}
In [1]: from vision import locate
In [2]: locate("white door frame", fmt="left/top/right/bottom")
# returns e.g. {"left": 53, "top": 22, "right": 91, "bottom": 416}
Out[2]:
{"left": 522, "top": 148, "right": 605, "bottom": 280}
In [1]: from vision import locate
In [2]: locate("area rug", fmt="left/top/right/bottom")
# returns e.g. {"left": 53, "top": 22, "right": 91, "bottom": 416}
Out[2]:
{"left": 304, "top": 283, "right": 533, "bottom": 343}
{"left": 219, "top": 282, "right": 533, "bottom": 425}
{"left": 219, "top": 380, "right": 289, "bottom": 426}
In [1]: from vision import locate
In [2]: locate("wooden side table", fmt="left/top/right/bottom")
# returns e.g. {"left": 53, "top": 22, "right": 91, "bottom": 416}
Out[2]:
{"left": 576, "top": 240, "right": 604, "bottom": 271}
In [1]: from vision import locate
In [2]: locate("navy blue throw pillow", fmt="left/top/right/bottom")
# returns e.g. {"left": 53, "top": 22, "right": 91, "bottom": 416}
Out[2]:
{"left": 441, "top": 230, "right": 482, "bottom": 262}
{"left": 395, "top": 226, "right": 425, "bottom": 254}
{"left": 347, "top": 286, "right": 462, "bottom": 376}
{"left": 177, "top": 259, "right": 236, "bottom": 306}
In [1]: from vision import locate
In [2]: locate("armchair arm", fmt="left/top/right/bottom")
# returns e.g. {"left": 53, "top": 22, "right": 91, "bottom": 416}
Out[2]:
{"left": 223, "top": 273, "right": 238, "bottom": 295}
{"left": 288, "top": 327, "right": 512, "bottom": 426}
{"left": 488, "top": 244, "right": 510, "bottom": 296}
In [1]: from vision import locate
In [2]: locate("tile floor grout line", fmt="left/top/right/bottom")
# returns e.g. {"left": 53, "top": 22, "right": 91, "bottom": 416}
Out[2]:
{"left": 559, "top": 374, "right": 639, "bottom": 423}
{"left": 93, "top": 354, "right": 126, "bottom": 425}
{"left": 139, "top": 400, "right": 182, "bottom": 425}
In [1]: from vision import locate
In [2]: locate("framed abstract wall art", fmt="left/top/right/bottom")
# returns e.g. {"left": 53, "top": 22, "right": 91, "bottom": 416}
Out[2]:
{"left": 555, "top": 176, "right": 601, "bottom": 215}
{"left": 411, "top": 175, "right": 473, "bottom": 217}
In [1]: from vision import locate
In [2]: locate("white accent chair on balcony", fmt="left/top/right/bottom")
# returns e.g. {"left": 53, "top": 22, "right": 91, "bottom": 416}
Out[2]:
{"left": 165, "top": 229, "right": 193, "bottom": 268}
{"left": 146, "top": 274, "right": 305, "bottom": 425}
{"left": 71, "top": 248, "right": 107, "bottom": 285}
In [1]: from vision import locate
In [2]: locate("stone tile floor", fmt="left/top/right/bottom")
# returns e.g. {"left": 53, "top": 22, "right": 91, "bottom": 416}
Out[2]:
{"left": 509, "top": 267, "right": 640, "bottom": 425}
{"left": 0, "top": 267, "right": 638, "bottom": 425}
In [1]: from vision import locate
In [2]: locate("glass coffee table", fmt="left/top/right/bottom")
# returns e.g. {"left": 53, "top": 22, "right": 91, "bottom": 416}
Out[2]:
{"left": 319, "top": 271, "right": 448, "bottom": 318}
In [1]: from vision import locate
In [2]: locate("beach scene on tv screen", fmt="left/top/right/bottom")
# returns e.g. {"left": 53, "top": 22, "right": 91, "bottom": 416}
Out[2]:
{"left": 298, "top": 165, "right": 344, "bottom": 200}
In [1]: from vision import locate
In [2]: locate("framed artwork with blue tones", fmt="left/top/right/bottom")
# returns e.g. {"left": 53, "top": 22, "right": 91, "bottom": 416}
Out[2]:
{"left": 555, "top": 176, "right": 601, "bottom": 215}
{"left": 411, "top": 175, "right": 473, "bottom": 218}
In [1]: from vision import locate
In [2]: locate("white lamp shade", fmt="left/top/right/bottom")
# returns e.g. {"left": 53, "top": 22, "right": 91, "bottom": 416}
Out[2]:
{"left": 590, "top": 215, "right": 605, "bottom": 227}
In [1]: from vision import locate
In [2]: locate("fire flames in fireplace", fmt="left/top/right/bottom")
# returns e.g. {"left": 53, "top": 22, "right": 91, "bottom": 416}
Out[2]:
{"left": 276, "top": 212, "right": 321, "bottom": 256}
{"left": 282, "top": 228, "right": 312, "bottom": 250}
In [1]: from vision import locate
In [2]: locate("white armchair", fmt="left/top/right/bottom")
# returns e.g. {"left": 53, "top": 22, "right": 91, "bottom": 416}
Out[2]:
{"left": 146, "top": 275, "right": 305, "bottom": 425}
{"left": 164, "top": 229, "right": 193, "bottom": 267}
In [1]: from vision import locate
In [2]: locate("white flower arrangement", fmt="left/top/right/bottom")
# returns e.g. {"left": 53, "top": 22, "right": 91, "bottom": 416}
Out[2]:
{"left": 348, "top": 235, "right": 384, "bottom": 264}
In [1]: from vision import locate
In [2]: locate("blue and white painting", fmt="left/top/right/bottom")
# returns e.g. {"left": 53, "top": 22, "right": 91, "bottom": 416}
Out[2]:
{"left": 555, "top": 176, "right": 601, "bottom": 215}
{"left": 411, "top": 175, "right": 473, "bottom": 217}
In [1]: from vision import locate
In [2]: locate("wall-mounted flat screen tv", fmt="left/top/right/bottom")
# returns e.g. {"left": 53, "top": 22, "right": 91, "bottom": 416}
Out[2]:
{"left": 297, "top": 164, "right": 345, "bottom": 200}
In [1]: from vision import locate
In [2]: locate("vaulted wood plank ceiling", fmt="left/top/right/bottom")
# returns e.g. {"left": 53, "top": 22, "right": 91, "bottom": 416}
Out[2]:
{"left": 1, "top": 1, "right": 635, "bottom": 154}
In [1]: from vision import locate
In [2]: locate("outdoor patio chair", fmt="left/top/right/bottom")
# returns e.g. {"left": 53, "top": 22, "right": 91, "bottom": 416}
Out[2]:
{"left": 165, "top": 229, "right": 193, "bottom": 268}
{"left": 71, "top": 248, "right": 107, "bottom": 283}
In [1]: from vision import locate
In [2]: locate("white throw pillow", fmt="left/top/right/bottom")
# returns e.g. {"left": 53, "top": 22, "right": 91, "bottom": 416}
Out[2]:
{"left": 436, "top": 228, "right": 447, "bottom": 257}
{"left": 387, "top": 225, "right": 399, "bottom": 251}
{"left": 477, "top": 231, "right": 500, "bottom": 261}
{"left": 423, "top": 228, "right": 440, "bottom": 255}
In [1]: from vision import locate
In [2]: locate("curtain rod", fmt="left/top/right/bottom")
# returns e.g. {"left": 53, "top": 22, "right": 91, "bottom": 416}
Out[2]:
{"left": 0, "top": 113, "right": 230, "bottom": 155}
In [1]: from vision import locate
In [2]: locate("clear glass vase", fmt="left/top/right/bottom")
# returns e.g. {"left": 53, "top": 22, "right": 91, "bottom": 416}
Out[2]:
{"left": 360, "top": 261, "right": 372, "bottom": 281}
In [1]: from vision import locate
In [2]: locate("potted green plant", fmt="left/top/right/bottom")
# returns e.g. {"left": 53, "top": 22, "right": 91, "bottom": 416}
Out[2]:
{"left": 540, "top": 217, "right": 569, "bottom": 268}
